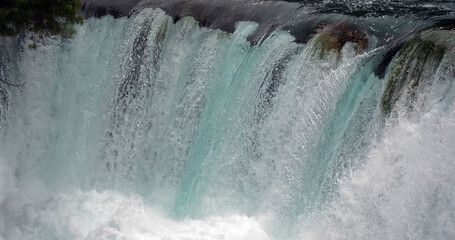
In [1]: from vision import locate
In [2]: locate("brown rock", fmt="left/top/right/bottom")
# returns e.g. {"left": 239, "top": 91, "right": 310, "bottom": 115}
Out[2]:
{"left": 313, "top": 22, "right": 369, "bottom": 57}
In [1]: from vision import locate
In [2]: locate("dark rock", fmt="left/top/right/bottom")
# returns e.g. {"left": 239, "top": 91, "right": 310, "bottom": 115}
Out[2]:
{"left": 380, "top": 28, "right": 454, "bottom": 116}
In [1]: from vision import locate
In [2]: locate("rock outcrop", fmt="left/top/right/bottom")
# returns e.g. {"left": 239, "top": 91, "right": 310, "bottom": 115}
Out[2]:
{"left": 381, "top": 27, "right": 455, "bottom": 116}
{"left": 312, "top": 22, "right": 369, "bottom": 58}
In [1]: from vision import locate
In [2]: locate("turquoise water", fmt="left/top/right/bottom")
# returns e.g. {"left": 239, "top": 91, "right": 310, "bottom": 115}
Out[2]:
{"left": 0, "top": 8, "right": 454, "bottom": 240}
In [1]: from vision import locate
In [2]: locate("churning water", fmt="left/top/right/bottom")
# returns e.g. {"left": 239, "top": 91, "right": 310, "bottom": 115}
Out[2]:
{"left": 0, "top": 4, "right": 454, "bottom": 240}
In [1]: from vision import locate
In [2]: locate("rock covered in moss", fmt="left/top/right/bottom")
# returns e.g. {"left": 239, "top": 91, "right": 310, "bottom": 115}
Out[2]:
{"left": 380, "top": 28, "right": 455, "bottom": 116}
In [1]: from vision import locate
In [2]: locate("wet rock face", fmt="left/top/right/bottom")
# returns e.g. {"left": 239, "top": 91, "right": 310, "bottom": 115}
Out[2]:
{"left": 82, "top": 0, "right": 141, "bottom": 18}
{"left": 313, "top": 22, "right": 369, "bottom": 58}
{"left": 324, "top": 23, "right": 368, "bottom": 52}
{"left": 380, "top": 28, "right": 455, "bottom": 116}
{"left": 82, "top": 0, "right": 310, "bottom": 44}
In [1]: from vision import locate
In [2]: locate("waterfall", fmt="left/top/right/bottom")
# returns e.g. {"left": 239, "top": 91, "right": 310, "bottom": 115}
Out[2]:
{"left": 0, "top": 6, "right": 454, "bottom": 240}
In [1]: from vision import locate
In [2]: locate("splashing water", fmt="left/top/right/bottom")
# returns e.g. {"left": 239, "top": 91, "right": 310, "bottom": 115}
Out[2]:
{"left": 0, "top": 7, "right": 454, "bottom": 240}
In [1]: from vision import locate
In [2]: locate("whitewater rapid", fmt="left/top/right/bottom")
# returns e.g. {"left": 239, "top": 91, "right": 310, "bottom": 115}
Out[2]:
{"left": 0, "top": 7, "right": 454, "bottom": 240}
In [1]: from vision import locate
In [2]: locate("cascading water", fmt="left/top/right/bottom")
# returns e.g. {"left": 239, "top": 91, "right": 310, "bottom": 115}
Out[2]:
{"left": 0, "top": 2, "right": 454, "bottom": 240}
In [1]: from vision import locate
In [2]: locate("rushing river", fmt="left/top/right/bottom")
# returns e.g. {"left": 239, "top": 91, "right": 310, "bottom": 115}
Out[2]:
{"left": 0, "top": 1, "right": 454, "bottom": 239}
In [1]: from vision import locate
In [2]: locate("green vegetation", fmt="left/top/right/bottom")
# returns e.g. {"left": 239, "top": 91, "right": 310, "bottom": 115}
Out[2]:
{"left": 0, "top": 0, "right": 84, "bottom": 49}
{"left": 0, "top": 0, "right": 83, "bottom": 86}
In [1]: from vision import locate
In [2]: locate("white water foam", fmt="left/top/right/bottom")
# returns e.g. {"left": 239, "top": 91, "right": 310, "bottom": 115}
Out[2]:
{"left": 298, "top": 107, "right": 455, "bottom": 240}
{"left": 0, "top": 185, "right": 271, "bottom": 240}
